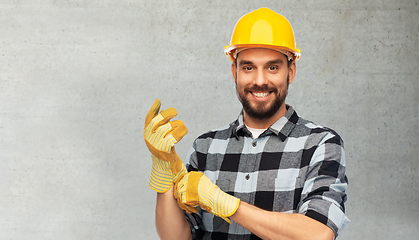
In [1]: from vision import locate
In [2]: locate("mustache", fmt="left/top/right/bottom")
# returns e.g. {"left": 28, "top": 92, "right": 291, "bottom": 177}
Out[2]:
{"left": 244, "top": 85, "right": 278, "bottom": 93}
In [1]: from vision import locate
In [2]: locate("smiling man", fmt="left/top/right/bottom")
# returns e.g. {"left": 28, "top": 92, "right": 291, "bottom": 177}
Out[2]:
{"left": 233, "top": 48, "right": 294, "bottom": 129}
{"left": 145, "top": 7, "right": 349, "bottom": 240}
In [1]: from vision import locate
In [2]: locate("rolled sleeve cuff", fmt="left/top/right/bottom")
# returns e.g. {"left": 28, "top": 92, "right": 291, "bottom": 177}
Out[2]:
{"left": 299, "top": 200, "right": 350, "bottom": 236}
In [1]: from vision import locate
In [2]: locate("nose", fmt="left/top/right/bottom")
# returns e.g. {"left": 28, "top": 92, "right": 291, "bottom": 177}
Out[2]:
{"left": 253, "top": 69, "right": 268, "bottom": 86}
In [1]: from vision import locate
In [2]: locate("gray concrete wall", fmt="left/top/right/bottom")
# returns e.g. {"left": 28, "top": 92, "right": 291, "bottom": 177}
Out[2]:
{"left": 1, "top": 1, "right": 417, "bottom": 239}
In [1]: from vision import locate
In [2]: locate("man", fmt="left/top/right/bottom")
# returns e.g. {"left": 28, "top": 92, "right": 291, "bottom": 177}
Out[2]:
{"left": 144, "top": 7, "right": 349, "bottom": 240}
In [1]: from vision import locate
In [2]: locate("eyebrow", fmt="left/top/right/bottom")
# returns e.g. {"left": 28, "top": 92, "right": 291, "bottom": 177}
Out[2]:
{"left": 266, "top": 59, "right": 284, "bottom": 65}
{"left": 238, "top": 60, "right": 253, "bottom": 66}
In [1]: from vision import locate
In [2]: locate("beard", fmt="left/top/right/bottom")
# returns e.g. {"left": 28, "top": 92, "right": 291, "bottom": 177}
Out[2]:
{"left": 236, "top": 75, "right": 289, "bottom": 120}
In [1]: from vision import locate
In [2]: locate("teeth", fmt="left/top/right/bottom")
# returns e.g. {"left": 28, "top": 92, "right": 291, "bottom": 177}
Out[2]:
{"left": 252, "top": 92, "right": 269, "bottom": 98}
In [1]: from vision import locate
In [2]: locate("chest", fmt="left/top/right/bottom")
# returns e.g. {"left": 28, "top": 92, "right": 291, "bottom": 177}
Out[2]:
{"left": 198, "top": 135, "right": 310, "bottom": 211}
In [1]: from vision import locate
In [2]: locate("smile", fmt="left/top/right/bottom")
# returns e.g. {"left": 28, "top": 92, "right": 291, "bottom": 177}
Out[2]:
{"left": 251, "top": 92, "right": 270, "bottom": 98}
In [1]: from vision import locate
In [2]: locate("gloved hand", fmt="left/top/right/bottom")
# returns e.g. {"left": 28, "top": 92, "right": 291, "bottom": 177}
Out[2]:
{"left": 174, "top": 171, "right": 241, "bottom": 224}
{"left": 144, "top": 99, "right": 188, "bottom": 193}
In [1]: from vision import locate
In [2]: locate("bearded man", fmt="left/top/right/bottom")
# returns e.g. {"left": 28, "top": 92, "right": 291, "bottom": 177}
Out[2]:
{"left": 144, "top": 7, "right": 349, "bottom": 240}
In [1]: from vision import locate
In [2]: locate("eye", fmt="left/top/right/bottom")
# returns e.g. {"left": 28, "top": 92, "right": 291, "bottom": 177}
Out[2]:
{"left": 243, "top": 66, "right": 253, "bottom": 71}
{"left": 268, "top": 66, "right": 278, "bottom": 71}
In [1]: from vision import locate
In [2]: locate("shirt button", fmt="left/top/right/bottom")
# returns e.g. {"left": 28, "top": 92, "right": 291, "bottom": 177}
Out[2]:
{"left": 245, "top": 174, "right": 250, "bottom": 180}
{"left": 252, "top": 142, "right": 257, "bottom": 147}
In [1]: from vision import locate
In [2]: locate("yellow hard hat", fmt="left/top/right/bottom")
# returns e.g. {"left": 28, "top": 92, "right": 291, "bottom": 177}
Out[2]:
{"left": 224, "top": 8, "right": 301, "bottom": 62}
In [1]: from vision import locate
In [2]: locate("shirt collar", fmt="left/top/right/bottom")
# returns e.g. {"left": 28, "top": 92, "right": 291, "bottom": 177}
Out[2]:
{"left": 232, "top": 105, "right": 299, "bottom": 141}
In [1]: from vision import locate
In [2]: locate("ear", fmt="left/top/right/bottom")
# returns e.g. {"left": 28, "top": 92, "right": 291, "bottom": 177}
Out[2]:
{"left": 231, "top": 62, "right": 237, "bottom": 84}
{"left": 288, "top": 62, "right": 296, "bottom": 85}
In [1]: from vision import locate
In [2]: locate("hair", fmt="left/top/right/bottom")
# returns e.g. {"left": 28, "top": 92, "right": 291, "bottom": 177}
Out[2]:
{"left": 287, "top": 58, "right": 293, "bottom": 68}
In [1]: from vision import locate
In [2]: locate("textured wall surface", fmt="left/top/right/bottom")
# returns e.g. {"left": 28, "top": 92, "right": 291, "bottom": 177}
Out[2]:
{"left": 1, "top": 1, "right": 418, "bottom": 239}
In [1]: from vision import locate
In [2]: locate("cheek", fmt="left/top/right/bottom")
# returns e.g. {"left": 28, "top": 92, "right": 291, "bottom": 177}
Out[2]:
{"left": 271, "top": 74, "right": 289, "bottom": 88}
{"left": 235, "top": 76, "right": 250, "bottom": 89}
{"left": 236, "top": 73, "right": 248, "bottom": 84}
{"left": 236, "top": 82, "right": 246, "bottom": 93}
{"left": 237, "top": 69, "right": 257, "bottom": 81}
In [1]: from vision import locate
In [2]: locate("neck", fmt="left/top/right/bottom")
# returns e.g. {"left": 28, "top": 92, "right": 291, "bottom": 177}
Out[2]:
{"left": 243, "top": 104, "right": 288, "bottom": 129}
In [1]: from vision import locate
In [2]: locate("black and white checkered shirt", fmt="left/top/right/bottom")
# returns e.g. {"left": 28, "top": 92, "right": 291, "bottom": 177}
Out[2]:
{"left": 185, "top": 105, "right": 349, "bottom": 239}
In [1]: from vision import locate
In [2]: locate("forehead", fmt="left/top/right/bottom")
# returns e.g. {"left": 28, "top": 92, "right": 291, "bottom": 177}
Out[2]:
{"left": 237, "top": 48, "right": 288, "bottom": 63}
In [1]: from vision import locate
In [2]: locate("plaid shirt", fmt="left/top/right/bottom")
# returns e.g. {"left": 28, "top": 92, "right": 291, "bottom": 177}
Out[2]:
{"left": 185, "top": 105, "right": 349, "bottom": 239}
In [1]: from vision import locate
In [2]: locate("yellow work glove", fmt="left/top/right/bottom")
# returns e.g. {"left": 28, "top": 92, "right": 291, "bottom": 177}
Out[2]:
{"left": 144, "top": 99, "right": 188, "bottom": 193}
{"left": 175, "top": 171, "right": 240, "bottom": 224}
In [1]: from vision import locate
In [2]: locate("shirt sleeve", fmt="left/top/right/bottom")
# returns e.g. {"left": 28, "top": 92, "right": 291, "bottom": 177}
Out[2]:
{"left": 186, "top": 140, "right": 199, "bottom": 172}
{"left": 298, "top": 131, "right": 350, "bottom": 236}
{"left": 184, "top": 211, "right": 204, "bottom": 240}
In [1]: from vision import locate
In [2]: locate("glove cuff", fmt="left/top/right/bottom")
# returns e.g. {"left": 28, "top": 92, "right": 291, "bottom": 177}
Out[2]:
{"left": 213, "top": 188, "right": 240, "bottom": 219}
{"left": 196, "top": 174, "right": 240, "bottom": 224}
{"left": 149, "top": 161, "right": 174, "bottom": 193}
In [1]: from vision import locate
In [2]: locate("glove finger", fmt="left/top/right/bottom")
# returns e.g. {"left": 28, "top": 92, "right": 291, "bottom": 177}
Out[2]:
{"left": 154, "top": 107, "right": 177, "bottom": 128}
{"left": 151, "top": 120, "right": 186, "bottom": 151}
{"left": 149, "top": 107, "right": 178, "bottom": 133}
{"left": 180, "top": 203, "right": 199, "bottom": 214}
{"left": 175, "top": 193, "right": 198, "bottom": 213}
{"left": 177, "top": 185, "right": 199, "bottom": 214}
{"left": 173, "top": 172, "right": 188, "bottom": 198}
{"left": 169, "top": 120, "right": 188, "bottom": 142}
{"left": 173, "top": 172, "right": 200, "bottom": 214}
{"left": 145, "top": 99, "right": 161, "bottom": 128}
